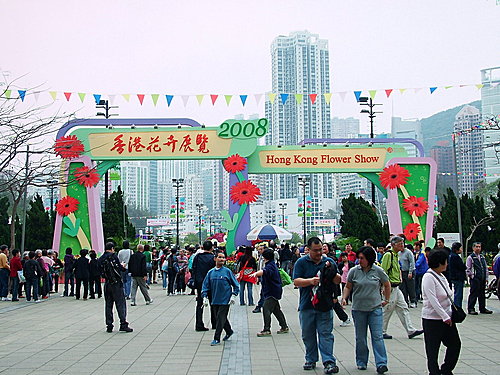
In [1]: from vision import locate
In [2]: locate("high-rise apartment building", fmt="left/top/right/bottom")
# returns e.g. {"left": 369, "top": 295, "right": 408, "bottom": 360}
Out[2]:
{"left": 120, "top": 161, "right": 151, "bottom": 211}
{"left": 454, "top": 105, "right": 484, "bottom": 195}
{"left": 430, "top": 141, "right": 455, "bottom": 195}
{"left": 391, "top": 117, "right": 423, "bottom": 157}
{"left": 264, "top": 30, "right": 332, "bottom": 201}
{"left": 332, "top": 117, "right": 360, "bottom": 139}
{"left": 481, "top": 66, "right": 500, "bottom": 183}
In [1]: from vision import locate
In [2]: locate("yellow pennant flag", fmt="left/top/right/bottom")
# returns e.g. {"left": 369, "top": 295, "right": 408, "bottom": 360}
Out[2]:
{"left": 444, "top": 86, "right": 453, "bottom": 89}
{"left": 224, "top": 95, "right": 233, "bottom": 106}
{"left": 324, "top": 93, "right": 332, "bottom": 104}
{"left": 122, "top": 94, "right": 130, "bottom": 102}
{"left": 294, "top": 94, "right": 303, "bottom": 104}
{"left": 4, "top": 90, "right": 11, "bottom": 99}
{"left": 369, "top": 90, "right": 377, "bottom": 99}
{"left": 196, "top": 94, "right": 204, "bottom": 105}
{"left": 151, "top": 94, "right": 159, "bottom": 106}
{"left": 475, "top": 84, "right": 484, "bottom": 90}
{"left": 78, "top": 93, "right": 86, "bottom": 102}
{"left": 268, "top": 93, "right": 277, "bottom": 104}
{"left": 399, "top": 88, "right": 407, "bottom": 94}
{"left": 49, "top": 91, "right": 57, "bottom": 101}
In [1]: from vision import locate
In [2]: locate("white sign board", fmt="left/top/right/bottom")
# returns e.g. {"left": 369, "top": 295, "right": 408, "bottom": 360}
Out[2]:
{"left": 437, "top": 233, "right": 461, "bottom": 247}
{"left": 147, "top": 218, "right": 170, "bottom": 227}
{"left": 314, "top": 219, "right": 337, "bottom": 227}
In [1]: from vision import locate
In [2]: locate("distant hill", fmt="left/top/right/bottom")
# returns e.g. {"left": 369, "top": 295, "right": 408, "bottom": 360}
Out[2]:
{"left": 421, "top": 100, "right": 481, "bottom": 153}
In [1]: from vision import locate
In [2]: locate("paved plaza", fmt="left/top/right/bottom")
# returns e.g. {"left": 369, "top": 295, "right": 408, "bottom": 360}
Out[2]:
{"left": 0, "top": 283, "right": 499, "bottom": 375}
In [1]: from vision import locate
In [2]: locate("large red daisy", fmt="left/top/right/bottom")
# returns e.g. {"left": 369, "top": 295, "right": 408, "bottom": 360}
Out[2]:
{"left": 74, "top": 166, "right": 100, "bottom": 188}
{"left": 54, "top": 135, "right": 85, "bottom": 159}
{"left": 379, "top": 164, "right": 410, "bottom": 190}
{"left": 230, "top": 180, "right": 261, "bottom": 205}
{"left": 402, "top": 196, "right": 429, "bottom": 217}
{"left": 223, "top": 154, "right": 247, "bottom": 174}
{"left": 403, "top": 222, "right": 421, "bottom": 242}
{"left": 55, "top": 196, "right": 80, "bottom": 216}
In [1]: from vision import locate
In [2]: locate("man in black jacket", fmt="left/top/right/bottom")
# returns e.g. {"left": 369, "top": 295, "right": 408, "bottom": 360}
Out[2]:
{"left": 98, "top": 242, "right": 133, "bottom": 333}
{"left": 192, "top": 240, "right": 216, "bottom": 331}
{"left": 128, "top": 244, "right": 152, "bottom": 306}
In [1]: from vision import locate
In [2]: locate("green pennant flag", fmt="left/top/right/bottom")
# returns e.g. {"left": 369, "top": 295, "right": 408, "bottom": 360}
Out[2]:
{"left": 224, "top": 95, "right": 233, "bottom": 106}
{"left": 151, "top": 94, "right": 159, "bottom": 106}
{"left": 49, "top": 91, "right": 57, "bottom": 101}
{"left": 294, "top": 94, "right": 303, "bottom": 104}
{"left": 78, "top": 93, "right": 86, "bottom": 102}
{"left": 369, "top": 90, "right": 377, "bottom": 99}
{"left": 122, "top": 94, "right": 130, "bottom": 102}
{"left": 4, "top": 89, "right": 11, "bottom": 99}
{"left": 196, "top": 94, "right": 204, "bottom": 105}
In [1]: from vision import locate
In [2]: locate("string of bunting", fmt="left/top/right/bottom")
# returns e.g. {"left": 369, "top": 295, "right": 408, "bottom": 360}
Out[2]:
{"left": 452, "top": 114, "right": 500, "bottom": 138}
{"left": 2, "top": 82, "right": 498, "bottom": 106}
{"left": 439, "top": 172, "right": 500, "bottom": 177}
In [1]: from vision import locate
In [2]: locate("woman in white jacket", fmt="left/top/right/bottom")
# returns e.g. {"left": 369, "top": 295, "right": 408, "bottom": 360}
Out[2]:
{"left": 421, "top": 250, "right": 461, "bottom": 375}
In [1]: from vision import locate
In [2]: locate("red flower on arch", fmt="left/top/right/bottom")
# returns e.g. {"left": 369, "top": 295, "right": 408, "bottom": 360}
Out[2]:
{"left": 230, "top": 180, "right": 261, "bottom": 205}
{"left": 223, "top": 154, "right": 247, "bottom": 174}
{"left": 379, "top": 164, "right": 410, "bottom": 190}
{"left": 55, "top": 196, "right": 80, "bottom": 216}
{"left": 54, "top": 135, "right": 85, "bottom": 159}
{"left": 74, "top": 166, "right": 100, "bottom": 188}
{"left": 402, "top": 196, "right": 429, "bottom": 217}
{"left": 403, "top": 222, "right": 421, "bottom": 242}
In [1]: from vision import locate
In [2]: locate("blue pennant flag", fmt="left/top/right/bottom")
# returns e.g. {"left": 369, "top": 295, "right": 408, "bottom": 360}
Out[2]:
{"left": 18, "top": 90, "right": 26, "bottom": 102}
{"left": 166, "top": 95, "right": 174, "bottom": 107}
{"left": 354, "top": 91, "right": 362, "bottom": 102}
{"left": 429, "top": 87, "right": 437, "bottom": 94}
{"left": 280, "top": 93, "right": 289, "bottom": 104}
{"left": 239, "top": 95, "right": 248, "bottom": 106}
{"left": 93, "top": 94, "right": 101, "bottom": 104}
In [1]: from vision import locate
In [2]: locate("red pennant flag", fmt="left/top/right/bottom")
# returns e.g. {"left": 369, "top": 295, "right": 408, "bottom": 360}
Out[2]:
{"left": 64, "top": 92, "right": 72, "bottom": 101}
{"left": 210, "top": 94, "right": 218, "bottom": 105}
{"left": 137, "top": 94, "right": 145, "bottom": 105}
{"left": 385, "top": 89, "right": 393, "bottom": 98}
{"left": 309, "top": 94, "right": 317, "bottom": 104}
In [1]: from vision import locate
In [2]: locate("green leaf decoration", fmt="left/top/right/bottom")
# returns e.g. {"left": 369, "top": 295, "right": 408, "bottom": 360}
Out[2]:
{"left": 220, "top": 210, "right": 236, "bottom": 231}
{"left": 426, "top": 237, "right": 436, "bottom": 249}
{"left": 63, "top": 216, "right": 80, "bottom": 237}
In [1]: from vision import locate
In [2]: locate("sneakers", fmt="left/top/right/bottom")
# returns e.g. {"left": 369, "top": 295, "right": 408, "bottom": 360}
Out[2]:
{"left": 119, "top": 325, "right": 133, "bottom": 333}
{"left": 106, "top": 326, "right": 113, "bottom": 333}
{"left": 257, "top": 330, "right": 272, "bottom": 337}
{"left": 408, "top": 329, "right": 424, "bottom": 339}
{"left": 130, "top": 302, "right": 136, "bottom": 306}
{"left": 323, "top": 361, "right": 339, "bottom": 374}
{"left": 409, "top": 302, "right": 417, "bottom": 308}
{"left": 252, "top": 306, "right": 261, "bottom": 313}
{"left": 276, "top": 327, "right": 289, "bottom": 334}
{"left": 223, "top": 332, "right": 233, "bottom": 341}
{"left": 146, "top": 299, "right": 153, "bottom": 305}
{"left": 480, "top": 309, "right": 493, "bottom": 314}
{"left": 376, "top": 365, "right": 388, "bottom": 374}
{"left": 339, "top": 318, "right": 351, "bottom": 327}
{"left": 210, "top": 339, "right": 220, "bottom": 346}
{"left": 303, "top": 362, "right": 316, "bottom": 370}
{"left": 2, "top": 297, "right": 11, "bottom": 301}
{"left": 34, "top": 300, "right": 41, "bottom": 303}
{"left": 382, "top": 333, "right": 392, "bottom": 339}
{"left": 357, "top": 365, "right": 367, "bottom": 370}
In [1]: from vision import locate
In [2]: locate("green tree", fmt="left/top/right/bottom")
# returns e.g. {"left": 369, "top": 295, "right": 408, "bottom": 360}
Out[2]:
{"left": 25, "top": 194, "right": 52, "bottom": 250}
{"left": 183, "top": 232, "right": 199, "bottom": 246}
{"left": 339, "top": 194, "right": 386, "bottom": 243}
{"left": 486, "top": 182, "right": 500, "bottom": 252}
{"left": 0, "top": 196, "right": 10, "bottom": 245}
{"left": 434, "top": 188, "right": 458, "bottom": 235}
{"left": 102, "top": 186, "right": 135, "bottom": 240}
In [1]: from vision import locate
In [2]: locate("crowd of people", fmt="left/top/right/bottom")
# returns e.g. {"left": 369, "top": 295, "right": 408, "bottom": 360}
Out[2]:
{"left": 0, "top": 235, "right": 499, "bottom": 375}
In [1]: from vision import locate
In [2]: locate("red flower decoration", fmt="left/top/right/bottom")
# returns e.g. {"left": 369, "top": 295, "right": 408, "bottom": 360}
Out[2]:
{"left": 55, "top": 196, "right": 79, "bottom": 216}
{"left": 74, "top": 166, "right": 100, "bottom": 188}
{"left": 230, "top": 180, "right": 261, "bottom": 205}
{"left": 379, "top": 164, "right": 410, "bottom": 189}
{"left": 402, "top": 196, "right": 429, "bottom": 217}
{"left": 403, "top": 223, "right": 421, "bottom": 242}
{"left": 54, "top": 135, "right": 85, "bottom": 159}
{"left": 223, "top": 154, "right": 247, "bottom": 174}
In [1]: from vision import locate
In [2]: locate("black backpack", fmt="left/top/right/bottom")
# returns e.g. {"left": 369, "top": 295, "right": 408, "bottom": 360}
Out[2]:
{"left": 101, "top": 256, "right": 122, "bottom": 284}
{"left": 311, "top": 261, "right": 338, "bottom": 312}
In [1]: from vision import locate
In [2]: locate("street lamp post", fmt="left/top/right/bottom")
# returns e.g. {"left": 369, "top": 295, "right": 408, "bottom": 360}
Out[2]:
{"left": 358, "top": 97, "right": 382, "bottom": 205}
{"left": 452, "top": 133, "right": 464, "bottom": 248}
{"left": 47, "top": 179, "right": 58, "bottom": 225}
{"left": 298, "top": 176, "right": 309, "bottom": 245}
{"left": 196, "top": 203, "right": 204, "bottom": 245}
{"left": 278, "top": 202, "right": 287, "bottom": 228}
{"left": 172, "top": 178, "right": 184, "bottom": 248}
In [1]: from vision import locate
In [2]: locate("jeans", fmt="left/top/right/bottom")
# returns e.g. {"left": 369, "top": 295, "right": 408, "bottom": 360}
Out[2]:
{"left": 0, "top": 268, "right": 9, "bottom": 297}
{"left": 25, "top": 277, "right": 39, "bottom": 301}
{"left": 167, "top": 269, "right": 177, "bottom": 295}
{"left": 239, "top": 280, "right": 254, "bottom": 305}
{"left": 422, "top": 318, "right": 461, "bottom": 375}
{"left": 146, "top": 262, "right": 152, "bottom": 285}
{"left": 415, "top": 273, "right": 424, "bottom": 300}
{"left": 162, "top": 270, "right": 168, "bottom": 289}
{"left": 280, "top": 260, "right": 291, "bottom": 275}
{"left": 352, "top": 308, "right": 387, "bottom": 368}
{"left": 104, "top": 282, "right": 128, "bottom": 329}
{"left": 10, "top": 276, "right": 19, "bottom": 300}
{"left": 89, "top": 275, "right": 102, "bottom": 298}
{"left": 213, "top": 304, "right": 232, "bottom": 341}
{"left": 451, "top": 280, "right": 464, "bottom": 308}
{"left": 263, "top": 297, "right": 287, "bottom": 331}
{"left": 64, "top": 270, "right": 74, "bottom": 296}
{"left": 299, "top": 309, "right": 336, "bottom": 364}
{"left": 121, "top": 271, "right": 131, "bottom": 298}
{"left": 75, "top": 278, "right": 89, "bottom": 299}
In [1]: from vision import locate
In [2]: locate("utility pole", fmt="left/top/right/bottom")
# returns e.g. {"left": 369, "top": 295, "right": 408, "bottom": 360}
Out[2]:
{"left": 452, "top": 133, "right": 464, "bottom": 251}
{"left": 172, "top": 178, "right": 184, "bottom": 248}
{"left": 196, "top": 203, "right": 204, "bottom": 245}
{"left": 20, "top": 146, "right": 29, "bottom": 253}
{"left": 279, "top": 202, "right": 287, "bottom": 228}
{"left": 298, "top": 176, "right": 309, "bottom": 245}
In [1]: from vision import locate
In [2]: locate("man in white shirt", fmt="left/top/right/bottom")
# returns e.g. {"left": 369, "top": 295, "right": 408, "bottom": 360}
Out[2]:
{"left": 118, "top": 240, "right": 133, "bottom": 299}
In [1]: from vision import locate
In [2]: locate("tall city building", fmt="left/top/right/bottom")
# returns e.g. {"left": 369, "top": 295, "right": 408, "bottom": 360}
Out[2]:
{"left": 481, "top": 66, "right": 500, "bottom": 183}
{"left": 120, "top": 161, "right": 151, "bottom": 211}
{"left": 430, "top": 141, "right": 455, "bottom": 195}
{"left": 332, "top": 117, "right": 360, "bottom": 139}
{"left": 264, "top": 30, "right": 332, "bottom": 201}
{"left": 391, "top": 117, "right": 423, "bottom": 157}
{"left": 454, "top": 105, "right": 484, "bottom": 195}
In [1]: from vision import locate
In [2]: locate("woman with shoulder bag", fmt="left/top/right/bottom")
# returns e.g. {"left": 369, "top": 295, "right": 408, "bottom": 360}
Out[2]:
{"left": 421, "top": 250, "right": 461, "bottom": 375}
{"left": 237, "top": 247, "right": 257, "bottom": 306}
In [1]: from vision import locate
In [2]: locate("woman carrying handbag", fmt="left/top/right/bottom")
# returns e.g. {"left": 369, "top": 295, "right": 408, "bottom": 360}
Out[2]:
{"left": 236, "top": 247, "right": 257, "bottom": 306}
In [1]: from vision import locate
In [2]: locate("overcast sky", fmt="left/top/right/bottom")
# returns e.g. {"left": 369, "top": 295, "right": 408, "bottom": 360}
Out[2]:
{"left": 2, "top": 0, "right": 500, "bottom": 135}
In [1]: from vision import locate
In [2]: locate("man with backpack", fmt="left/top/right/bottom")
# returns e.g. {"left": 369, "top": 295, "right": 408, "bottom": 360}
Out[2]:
{"left": 192, "top": 241, "right": 216, "bottom": 331}
{"left": 293, "top": 237, "right": 341, "bottom": 374}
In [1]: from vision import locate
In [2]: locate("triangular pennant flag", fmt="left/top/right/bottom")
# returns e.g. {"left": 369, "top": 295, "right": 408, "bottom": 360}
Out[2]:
{"left": 338, "top": 92, "right": 346, "bottom": 102}
{"left": 324, "top": 93, "right": 332, "bottom": 104}
{"left": 78, "top": 93, "right": 86, "bottom": 103}
{"left": 309, "top": 94, "right": 317, "bottom": 104}
{"left": 93, "top": 94, "right": 101, "bottom": 104}
{"left": 151, "top": 94, "right": 159, "bottom": 106}
{"left": 413, "top": 88, "right": 422, "bottom": 94}
{"left": 385, "top": 89, "right": 393, "bottom": 98}
{"left": 64, "top": 92, "right": 72, "bottom": 101}
{"left": 369, "top": 90, "right": 377, "bottom": 99}
{"left": 294, "top": 94, "right": 303, "bottom": 104}
{"left": 4, "top": 90, "right": 11, "bottom": 99}
{"left": 475, "top": 84, "right": 484, "bottom": 89}
{"left": 429, "top": 87, "right": 437, "bottom": 94}
{"left": 240, "top": 95, "right": 248, "bottom": 106}
{"left": 18, "top": 90, "right": 26, "bottom": 102}
{"left": 210, "top": 94, "right": 218, "bottom": 105}
{"left": 166, "top": 95, "right": 174, "bottom": 107}
{"left": 224, "top": 95, "right": 233, "bottom": 106}
{"left": 122, "top": 94, "right": 131, "bottom": 102}
{"left": 49, "top": 91, "right": 57, "bottom": 101}
{"left": 181, "top": 95, "right": 190, "bottom": 107}
{"left": 196, "top": 94, "right": 204, "bottom": 105}
{"left": 137, "top": 94, "right": 145, "bottom": 105}
{"left": 354, "top": 91, "right": 362, "bottom": 102}
{"left": 254, "top": 94, "right": 263, "bottom": 105}
{"left": 280, "top": 93, "right": 289, "bottom": 104}
{"left": 33, "top": 92, "right": 40, "bottom": 102}
{"left": 268, "top": 93, "right": 277, "bottom": 104}
{"left": 444, "top": 86, "right": 453, "bottom": 89}
{"left": 399, "top": 88, "right": 407, "bottom": 94}
{"left": 108, "top": 94, "right": 116, "bottom": 105}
